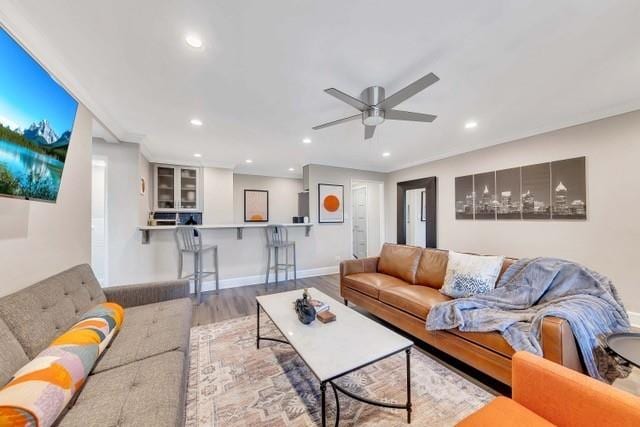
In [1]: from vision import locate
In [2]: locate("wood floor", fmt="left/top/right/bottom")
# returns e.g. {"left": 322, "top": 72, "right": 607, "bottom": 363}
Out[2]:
{"left": 191, "top": 274, "right": 508, "bottom": 396}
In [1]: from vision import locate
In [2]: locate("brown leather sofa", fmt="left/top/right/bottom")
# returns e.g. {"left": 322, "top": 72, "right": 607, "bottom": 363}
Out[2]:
{"left": 340, "top": 243, "right": 583, "bottom": 385}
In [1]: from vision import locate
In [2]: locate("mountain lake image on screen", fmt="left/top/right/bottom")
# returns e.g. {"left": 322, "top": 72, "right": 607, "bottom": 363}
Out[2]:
{"left": 0, "top": 27, "right": 78, "bottom": 202}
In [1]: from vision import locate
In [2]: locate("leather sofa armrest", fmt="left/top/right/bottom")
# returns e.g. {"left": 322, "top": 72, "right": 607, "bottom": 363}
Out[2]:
{"left": 540, "top": 316, "right": 584, "bottom": 372}
{"left": 340, "top": 257, "right": 379, "bottom": 279}
{"left": 103, "top": 280, "right": 190, "bottom": 308}
{"left": 512, "top": 351, "right": 640, "bottom": 426}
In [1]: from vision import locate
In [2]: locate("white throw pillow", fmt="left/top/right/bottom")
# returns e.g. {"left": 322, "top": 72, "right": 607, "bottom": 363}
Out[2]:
{"left": 440, "top": 251, "right": 505, "bottom": 298}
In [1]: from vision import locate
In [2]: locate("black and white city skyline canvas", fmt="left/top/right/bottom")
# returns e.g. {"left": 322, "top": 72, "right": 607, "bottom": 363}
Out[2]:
{"left": 521, "top": 162, "right": 551, "bottom": 220}
{"left": 454, "top": 175, "right": 474, "bottom": 219}
{"left": 551, "top": 157, "right": 586, "bottom": 219}
{"left": 496, "top": 167, "right": 521, "bottom": 219}
{"left": 473, "top": 171, "right": 496, "bottom": 220}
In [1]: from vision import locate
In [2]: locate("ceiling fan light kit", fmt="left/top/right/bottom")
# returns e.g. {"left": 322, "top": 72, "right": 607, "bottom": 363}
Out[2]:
{"left": 313, "top": 72, "right": 440, "bottom": 140}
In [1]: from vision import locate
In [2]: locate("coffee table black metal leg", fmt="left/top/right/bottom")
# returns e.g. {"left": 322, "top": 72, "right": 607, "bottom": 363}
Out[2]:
{"left": 320, "top": 381, "right": 326, "bottom": 427}
{"left": 406, "top": 348, "right": 412, "bottom": 424}
{"left": 256, "top": 302, "right": 260, "bottom": 349}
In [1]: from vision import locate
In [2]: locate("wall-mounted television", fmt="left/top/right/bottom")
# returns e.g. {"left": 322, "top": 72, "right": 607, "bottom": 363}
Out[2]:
{"left": 0, "top": 27, "right": 78, "bottom": 202}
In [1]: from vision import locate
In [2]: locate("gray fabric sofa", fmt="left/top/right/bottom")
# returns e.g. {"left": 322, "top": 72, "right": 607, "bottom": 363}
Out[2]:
{"left": 0, "top": 264, "right": 192, "bottom": 427}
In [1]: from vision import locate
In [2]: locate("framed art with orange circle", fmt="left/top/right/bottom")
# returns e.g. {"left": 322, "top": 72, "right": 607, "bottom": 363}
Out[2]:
{"left": 318, "top": 183, "right": 344, "bottom": 223}
{"left": 244, "top": 189, "right": 269, "bottom": 222}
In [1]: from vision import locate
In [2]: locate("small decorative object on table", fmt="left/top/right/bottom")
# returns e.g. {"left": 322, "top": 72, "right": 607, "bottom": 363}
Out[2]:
{"left": 295, "top": 288, "right": 316, "bottom": 325}
{"left": 317, "top": 310, "right": 336, "bottom": 323}
{"left": 309, "top": 297, "right": 330, "bottom": 313}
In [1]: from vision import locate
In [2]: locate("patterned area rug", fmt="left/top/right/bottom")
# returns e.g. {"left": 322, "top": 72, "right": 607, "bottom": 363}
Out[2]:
{"left": 186, "top": 315, "right": 494, "bottom": 426}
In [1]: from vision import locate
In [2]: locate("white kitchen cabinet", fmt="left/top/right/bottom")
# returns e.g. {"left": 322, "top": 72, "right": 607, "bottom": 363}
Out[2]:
{"left": 153, "top": 164, "right": 202, "bottom": 211}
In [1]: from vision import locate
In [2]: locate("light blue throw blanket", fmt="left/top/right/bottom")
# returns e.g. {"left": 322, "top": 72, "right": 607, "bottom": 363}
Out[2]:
{"left": 426, "top": 257, "right": 630, "bottom": 382}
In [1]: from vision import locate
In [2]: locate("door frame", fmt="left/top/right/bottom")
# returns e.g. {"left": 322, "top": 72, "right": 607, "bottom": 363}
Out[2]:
{"left": 350, "top": 179, "right": 385, "bottom": 259}
{"left": 91, "top": 156, "right": 109, "bottom": 285}
{"left": 397, "top": 177, "right": 437, "bottom": 248}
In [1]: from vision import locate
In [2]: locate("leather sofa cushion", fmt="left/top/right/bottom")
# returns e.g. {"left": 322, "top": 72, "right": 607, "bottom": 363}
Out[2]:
{"left": 415, "top": 248, "right": 449, "bottom": 289}
{"left": 377, "top": 243, "right": 423, "bottom": 284}
{"left": 343, "top": 273, "right": 406, "bottom": 299}
{"left": 379, "top": 285, "right": 451, "bottom": 320}
{"left": 449, "top": 329, "right": 515, "bottom": 357}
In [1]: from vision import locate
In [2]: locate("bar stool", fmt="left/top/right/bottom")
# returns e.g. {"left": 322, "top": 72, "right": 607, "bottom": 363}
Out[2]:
{"left": 174, "top": 226, "right": 219, "bottom": 303}
{"left": 264, "top": 224, "right": 296, "bottom": 287}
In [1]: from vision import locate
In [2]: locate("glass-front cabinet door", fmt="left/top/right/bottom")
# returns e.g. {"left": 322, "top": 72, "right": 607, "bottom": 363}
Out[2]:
{"left": 155, "top": 166, "right": 176, "bottom": 210}
{"left": 179, "top": 167, "right": 199, "bottom": 210}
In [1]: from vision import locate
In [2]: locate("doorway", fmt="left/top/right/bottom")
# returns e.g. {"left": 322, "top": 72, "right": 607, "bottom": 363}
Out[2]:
{"left": 351, "top": 180, "right": 385, "bottom": 258}
{"left": 91, "top": 157, "right": 108, "bottom": 284}
{"left": 397, "top": 177, "right": 437, "bottom": 248}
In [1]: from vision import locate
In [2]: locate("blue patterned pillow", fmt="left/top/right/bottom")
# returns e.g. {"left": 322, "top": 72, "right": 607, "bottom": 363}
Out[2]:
{"left": 440, "top": 252, "right": 504, "bottom": 298}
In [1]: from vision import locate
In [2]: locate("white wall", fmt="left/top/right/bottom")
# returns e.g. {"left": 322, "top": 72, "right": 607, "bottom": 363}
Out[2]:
{"left": 202, "top": 167, "right": 234, "bottom": 224}
{"left": 385, "top": 110, "right": 640, "bottom": 313}
{"left": 92, "top": 140, "right": 153, "bottom": 285}
{"left": 309, "top": 165, "right": 387, "bottom": 266}
{"left": 233, "top": 174, "right": 302, "bottom": 223}
{"left": 0, "top": 105, "right": 93, "bottom": 296}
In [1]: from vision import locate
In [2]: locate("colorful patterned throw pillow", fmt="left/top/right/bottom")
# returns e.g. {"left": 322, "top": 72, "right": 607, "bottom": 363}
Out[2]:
{"left": 0, "top": 302, "right": 124, "bottom": 427}
{"left": 440, "top": 252, "right": 504, "bottom": 298}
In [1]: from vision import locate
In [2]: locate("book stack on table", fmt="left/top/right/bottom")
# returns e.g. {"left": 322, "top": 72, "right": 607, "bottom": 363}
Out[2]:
{"left": 310, "top": 299, "right": 336, "bottom": 323}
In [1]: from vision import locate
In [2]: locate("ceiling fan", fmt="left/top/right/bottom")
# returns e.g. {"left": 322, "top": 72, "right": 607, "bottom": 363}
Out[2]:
{"left": 312, "top": 72, "right": 440, "bottom": 140}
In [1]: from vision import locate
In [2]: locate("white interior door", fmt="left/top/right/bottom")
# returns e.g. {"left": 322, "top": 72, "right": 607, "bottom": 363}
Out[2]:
{"left": 91, "top": 158, "right": 108, "bottom": 284}
{"left": 352, "top": 186, "right": 368, "bottom": 258}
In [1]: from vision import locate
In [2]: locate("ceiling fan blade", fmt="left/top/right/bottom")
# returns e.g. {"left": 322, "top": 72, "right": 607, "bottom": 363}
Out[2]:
{"left": 376, "top": 72, "right": 439, "bottom": 110}
{"left": 364, "top": 125, "right": 376, "bottom": 140}
{"left": 324, "top": 88, "right": 370, "bottom": 111}
{"left": 312, "top": 113, "right": 361, "bottom": 130}
{"left": 385, "top": 110, "right": 437, "bottom": 122}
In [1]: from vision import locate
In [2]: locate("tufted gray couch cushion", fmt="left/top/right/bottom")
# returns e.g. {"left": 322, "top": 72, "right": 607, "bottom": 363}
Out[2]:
{"left": 0, "top": 264, "right": 106, "bottom": 358}
{"left": 0, "top": 317, "right": 29, "bottom": 387}
{"left": 93, "top": 298, "right": 192, "bottom": 374}
{"left": 58, "top": 351, "right": 186, "bottom": 427}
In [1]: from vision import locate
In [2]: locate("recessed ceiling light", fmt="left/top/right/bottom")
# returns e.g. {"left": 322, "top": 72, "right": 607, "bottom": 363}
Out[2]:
{"left": 382, "top": 152, "right": 391, "bottom": 157}
{"left": 288, "top": 167, "right": 295, "bottom": 172}
{"left": 302, "top": 138, "right": 312, "bottom": 144}
{"left": 465, "top": 120, "right": 478, "bottom": 129}
{"left": 245, "top": 159, "right": 253, "bottom": 164}
{"left": 185, "top": 34, "right": 203, "bottom": 49}
{"left": 190, "top": 118, "right": 203, "bottom": 126}
{"left": 193, "top": 153, "right": 202, "bottom": 158}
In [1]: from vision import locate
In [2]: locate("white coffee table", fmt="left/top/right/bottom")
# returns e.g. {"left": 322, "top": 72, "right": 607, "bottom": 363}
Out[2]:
{"left": 256, "top": 288, "right": 413, "bottom": 426}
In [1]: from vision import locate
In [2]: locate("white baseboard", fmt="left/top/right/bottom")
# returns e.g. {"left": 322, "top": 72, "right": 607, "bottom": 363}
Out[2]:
{"left": 198, "top": 266, "right": 339, "bottom": 292}
{"left": 628, "top": 311, "right": 640, "bottom": 329}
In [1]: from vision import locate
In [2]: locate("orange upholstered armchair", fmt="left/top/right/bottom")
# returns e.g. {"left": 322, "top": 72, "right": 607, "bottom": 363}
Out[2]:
{"left": 458, "top": 351, "right": 640, "bottom": 427}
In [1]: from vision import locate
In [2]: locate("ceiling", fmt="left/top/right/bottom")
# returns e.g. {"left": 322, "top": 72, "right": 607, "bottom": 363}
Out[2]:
{"left": 3, "top": 1, "right": 640, "bottom": 177}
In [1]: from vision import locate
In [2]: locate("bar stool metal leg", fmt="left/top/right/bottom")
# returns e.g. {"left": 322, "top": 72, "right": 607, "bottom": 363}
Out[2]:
{"left": 274, "top": 247, "right": 279, "bottom": 284}
{"left": 293, "top": 242, "right": 297, "bottom": 285}
{"left": 285, "top": 244, "right": 289, "bottom": 281}
{"left": 178, "top": 251, "right": 183, "bottom": 279}
{"left": 193, "top": 252, "right": 199, "bottom": 302}
{"left": 265, "top": 247, "right": 271, "bottom": 287}
{"left": 198, "top": 250, "right": 204, "bottom": 303}
{"left": 214, "top": 246, "right": 219, "bottom": 294}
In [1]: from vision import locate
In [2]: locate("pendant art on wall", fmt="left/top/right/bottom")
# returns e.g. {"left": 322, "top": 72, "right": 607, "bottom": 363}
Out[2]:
{"left": 244, "top": 189, "right": 269, "bottom": 222}
{"left": 318, "top": 183, "right": 344, "bottom": 223}
{"left": 455, "top": 156, "right": 586, "bottom": 221}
